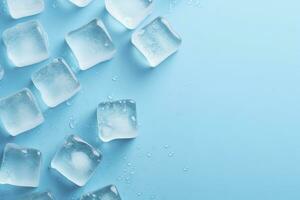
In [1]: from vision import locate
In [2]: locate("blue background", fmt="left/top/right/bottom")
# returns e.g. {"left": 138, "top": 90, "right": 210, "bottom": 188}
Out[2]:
{"left": 0, "top": 0, "right": 300, "bottom": 199}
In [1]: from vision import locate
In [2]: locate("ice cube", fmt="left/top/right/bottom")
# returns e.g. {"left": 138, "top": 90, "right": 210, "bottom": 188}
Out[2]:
{"left": 0, "top": 143, "right": 42, "bottom": 187}
{"left": 0, "top": 65, "right": 4, "bottom": 81}
{"left": 0, "top": 88, "right": 44, "bottom": 136}
{"left": 23, "top": 192, "right": 55, "bottom": 200}
{"left": 105, "top": 0, "right": 154, "bottom": 29}
{"left": 131, "top": 17, "right": 182, "bottom": 67}
{"left": 32, "top": 58, "right": 81, "bottom": 108}
{"left": 97, "top": 99, "right": 138, "bottom": 142}
{"left": 2, "top": 20, "right": 49, "bottom": 67}
{"left": 81, "top": 185, "right": 122, "bottom": 200}
{"left": 51, "top": 135, "right": 102, "bottom": 186}
{"left": 65, "top": 19, "right": 116, "bottom": 70}
{"left": 69, "top": 0, "right": 93, "bottom": 7}
{"left": 6, "top": 0, "right": 45, "bottom": 19}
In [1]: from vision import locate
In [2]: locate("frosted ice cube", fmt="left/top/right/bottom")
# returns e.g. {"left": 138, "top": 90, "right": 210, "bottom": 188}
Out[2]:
{"left": 65, "top": 19, "right": 116, "bottom": 70}
{"left": 0, "top": 65, "right": 4, "bottom": 81}
{"left": 6, "top": 0, "right": 45, "bottom": 19}
{"left": 105, "top": 0, "right": 154, "bottom": 29}
{"left": 131, "top": 17, "right": 182, "bottom": 67}
{"left": 0, "top": 88, "right": 44, "bottom": 136}
{"left": 97, "top": 99, "right": 138, "bottom": 142}
{"left": 69, "top": 0, "right": 93, "bottom": 7}
{"left": 23, "top": 192, "right": 55, "bottom": 200}
{"left": 32, "top": 58, "right": 81, "bottom": 108}
{"left": 0, "top": 143, "right": 42, "bottom": 187}
{"left": 51, "top": 135, "right": 102, "bottom": 186}
{"left": 81, "top": 185, "right": 122, "bottom": 200}
{"left": 2, "top": 20, "right": 49, "bottom": 67}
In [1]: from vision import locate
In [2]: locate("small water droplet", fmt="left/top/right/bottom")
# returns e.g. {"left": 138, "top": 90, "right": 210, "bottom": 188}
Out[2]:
{"left": 147, "top": 152, "right": 152, "bottom": 158}
{"left": 168, "top": 152, "right": 174, "bottom": 157}
{"left": 112, "top": 76, "right": 118, "bottom": 81}
{"left": 69, "top": 117, "right": 76, "bottom": 129}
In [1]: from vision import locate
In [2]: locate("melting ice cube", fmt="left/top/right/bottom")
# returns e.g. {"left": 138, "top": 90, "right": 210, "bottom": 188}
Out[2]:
{"left": 2, "top": 20, "right": 49, "bottom": 67}
{"left": 97, "top": 99, "right": 138, "bottom": 142}
{"left": 69, "top": 0, "right": 93, "bottom": 7}
{"left": 32, "top": 58, "right": 81, "bottom": 108}
{"left": 105, "top": 0, "right": 154, "bottom": 29}
{"left": 81, "top": 185, "right": 122, "bottom": 200}
{"left": 66, "top": 19, "right": 116, "bottom": 70}
{"left": 6, "top": 0, "right": 45, "bottom": 19}
{"left": 0, "top": 88, "right": 44, "bottom": 136}
{"left": 0, "top": 143, "right": 42, "bottom": 187}
{"left": 23, "top": 192, "right": 55, "bottom": 200}
{"left": 51, "top": 135, "right": 102, "bottom": 186}
{"left": 131, "top": 17, "right": 182, "bottom": 67}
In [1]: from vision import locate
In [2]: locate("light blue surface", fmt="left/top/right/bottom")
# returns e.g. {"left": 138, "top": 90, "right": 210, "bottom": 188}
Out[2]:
{"left": 0, "top": 0, "right": 300, "bottom": 199}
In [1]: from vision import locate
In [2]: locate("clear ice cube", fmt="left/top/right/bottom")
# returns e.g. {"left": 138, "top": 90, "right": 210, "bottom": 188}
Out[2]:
{"left": 97, "top": 99, "right": 138, "bottom": 142}
{"left": 23, "top": 192, "right": 55, "bottom": 200}
{"left": 0, "top": 143, "right": 42, "bottom": 187}
{"left": 6, "top": 0, "right": 45, "bottom": 19}
{"left": 2, "top": 20, "right": 49, "bottom": 67}
{"left": 131, "top": 17, "right": 182, "bottom": 67}
{"left": 105, "top": 0, "right": 154, "bottom": 29}
{"left": 51, "top": 135, "right": 102, "bottom": 186}
{"left": 81, "top": 185, "right": 122, "bottom": 200}
{"left": 65, "top": 19, "right": 116, "bottom": 70}
{"left": 0, "top": 88, "right": 44, "bottom": 136}
{"left": 32, "top": 58, "right": 81, "bottom": 108}
{"left": 69, "top": 0, "right": 93, "bottom": 7}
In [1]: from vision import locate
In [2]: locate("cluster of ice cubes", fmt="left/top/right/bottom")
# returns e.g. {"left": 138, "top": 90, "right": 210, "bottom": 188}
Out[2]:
{"left": 0, "top": 0, "right": 182, "bottom": 198}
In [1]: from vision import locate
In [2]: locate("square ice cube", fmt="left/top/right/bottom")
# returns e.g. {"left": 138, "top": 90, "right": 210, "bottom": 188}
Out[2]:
{"left": 51, "top": 135, "right": 102, "bottom": 186}
{"left": 97, "top": 99, "right": 138, "bottom": 142}
{"left": 81, "top": 185, "right": 122, "bottom": 200}
{"left": 0, "top": 143, "right": 42, "bottom": 187}
{"left": 0, "top": 88, "right": 44, "bottom": 136}
{"left": 131, "top": 17, "right": 182, "bottom": 67}
{"left": 105, "top": 0, "right": 154, "bottom": 29}
{"left": 2, "top": 20, "right": 49, "bottom": 67}
{"left": 6, "top": 0, "right": 45, "bottom": 19}
{"left": 65, "top": 19, "right": 116, "bottom": 70}
{"left": 32, "top": 58, "right": 81, "bottom": 108}
{"left": 69, "top": 0, "right": 93, "bottom": 7}
{"left": 23, "top": 192, "right": 55, "bottom": 200}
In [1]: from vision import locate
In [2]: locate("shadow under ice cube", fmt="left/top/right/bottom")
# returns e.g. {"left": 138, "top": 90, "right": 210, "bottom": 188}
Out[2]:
{"left": 23, "top": 192, "right": 55, "bottom": 200}
{"left": 105, "top": 0, "right": 154, "bottom": 29}
{"left": 32, "top": 58, "right": 81, "bottom": 108}
{"left": 2, "top": 20, "right": 49, "bottom": 67}
{"left": 97, "top": 99, "right": 138, "bottom": 142}
{"left": 0, "top": 143, "right": 42, "bottom": 187}
{"left": 51, "top": 135, "right": 102, "bottom": 186}
{"left": 66, "top": 19, "right": 116, "bottom": 70}
{"left": 131, "top": 17, "right": 182, "bottom": 67}
{"left": 0, "top": 88, "right": 44, "bottom": 136}
{"left": 81, "top": 185, "right": 122, "bottom": 200}
{"left": 7, "top": 0, "right": 45, "bottom": 19}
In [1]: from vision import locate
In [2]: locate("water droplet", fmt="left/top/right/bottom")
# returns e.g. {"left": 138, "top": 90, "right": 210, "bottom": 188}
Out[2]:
{"left": 136, "top": 192, "right": 142, "bottom": 197}
{"left": 168, "top": 152, "right": 174, "bottom": 157}
{"left": 112, "top": 76, "right": 118, "bottom": 81}
{"left": 147, "top": 152, "right": 152, "bottom": 158}
{"left": 69, "top": 117, "right": 76, "bottom": 129}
